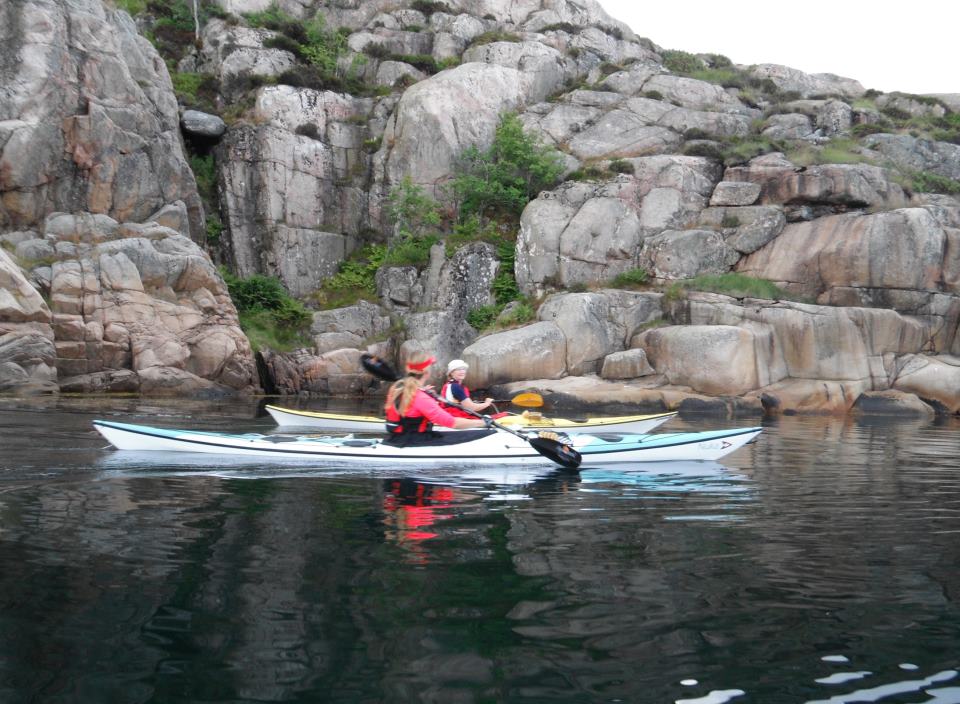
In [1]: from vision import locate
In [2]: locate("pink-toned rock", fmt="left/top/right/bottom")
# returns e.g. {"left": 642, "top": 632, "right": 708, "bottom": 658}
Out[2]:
{"left": 738, "top": 209, "right": 950, "bottom": 305}
{"left": 131, "top": 335, "right": 190, "bottom": 370}
{"left": 892, "top": 354, "right": 960, "bottom": 413}
{"left": 463, "top": 322, "right": 567, "bottom": 387}
{"left": 635, "top": 325, "right": 760, "bottom": 395}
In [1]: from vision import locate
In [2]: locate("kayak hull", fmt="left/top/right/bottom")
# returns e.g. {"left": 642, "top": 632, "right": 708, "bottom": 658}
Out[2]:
{"left": 264, "top": 405, "right": 677, "bottom": 435}
{"left": 93, "top": 420, "right": 761, "bottom": 466}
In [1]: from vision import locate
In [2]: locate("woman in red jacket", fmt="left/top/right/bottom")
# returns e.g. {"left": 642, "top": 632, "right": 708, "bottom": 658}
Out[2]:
{"left": 383, "top": 352, "right": 492, "bottom": 446}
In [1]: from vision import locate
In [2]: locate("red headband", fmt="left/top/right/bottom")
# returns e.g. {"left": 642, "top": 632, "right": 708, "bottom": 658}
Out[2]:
{"left": 406, "top": 356, "right": 435, "bottom": 372}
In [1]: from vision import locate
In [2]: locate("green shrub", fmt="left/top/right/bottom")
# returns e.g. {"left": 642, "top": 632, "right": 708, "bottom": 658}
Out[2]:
{"left": 263, "top": 33, "right": 304, "bottom": 58}
{"left": 609, "top": 159, "right": 634, "bottom": 174}
{"left": 383, "top": 234, "right": 439, "bottom": 267}
{"left": 316, "top": 244, "right": 386, "bottom": 308}
{"left": 171, "top": 71, "right": 212, "bottom": 108}
{"left": 661, "top": 49, "right": 702, "bottom": 74}
{"left": 221, "top": 269, "right": 311, "bottom": 350}
{"left": 188, "top": 153, "right": 216, "bottom": 200}
{"left": 387, "top": 177, "right": 441, "bottom": 238}
{"left": 719, "top": 137, "right": 781, "bottom": 166}
{"left": 466, "top": 305, "right": 499, "bottom": 330}
{"left": 452, "top": 112, "right": 563, "bottom": 220}
{"left": 682, "top": 142, "right": 723, "bottom": 160}
{"left": 205, "top": 214, "right": 223, "bottom": 243}
{"left": 238, "top": 310, "right": 311, "bottom": 352}
{"left": 690, "top": 67, "right": 744, "bottom": 88}
{"left": 706, "top": 53, "right": 733, "bottom": 68}
{"left": 469, "top": 30, "right": 522, "bottom": 47}
{"left": 114, "top": 0, "right": 147, "bottom": 16}
{"left": 683, "top": 127, "right": 712, "bottom": 141}
{"left": 145, "top": 0, "right": 215, "bottom": 61}
{"left": 912, "top": 171, "right": 960, "bottom": 195}
{"left": 541, "top": 22, "right": 578, "bottom": 33}
{"left": 362, "top": 42, "right": 392, "bottom": 59}
{"left": 610, "top": 268, "right": 648, "bottom": 289}
{"left": 498, "top": 300, "right": 535, "bottom": 326}
{"left": 300, "top": 18, "right": 347, "bottom": 74}
{"left": 851, "top": 122, "right": 887, "bottom": 137}
{"left": 786, "top": 138, "right": 875, "bottom": 167}
{"left": 436, "top": 57, "right": 461, "bottom": 71}
{"left": 243, "top": 3, "right": 293, "bottom": 30}
{"left": 391, "top": 54, "right": 439, "bottom": 73}
{"left": 567, "top": 165, "right": 606, "bottom": 181}
{"left": 880, "top": 106, "right": 912, "bottom": 123}
{"left": 410, "top": 0, "right": 451, "bottom": 16}
{"left": 673, "top": 273, "right": 791, "bottom": 300}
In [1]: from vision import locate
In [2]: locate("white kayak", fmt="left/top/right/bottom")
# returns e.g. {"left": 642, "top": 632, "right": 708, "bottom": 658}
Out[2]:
{"left": 93, "top": 420, "right": 761, "bottom": 466}
{"left": 264, "top": 405, "right": 677, "bottom": 435}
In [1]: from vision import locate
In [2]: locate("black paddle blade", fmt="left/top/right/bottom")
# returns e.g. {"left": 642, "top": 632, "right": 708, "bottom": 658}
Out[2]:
{"left": 361, "top": 353, "right": 400, "bottom": 382}
{"left": 529, "top": 432, "right": 582, "bottom": 469}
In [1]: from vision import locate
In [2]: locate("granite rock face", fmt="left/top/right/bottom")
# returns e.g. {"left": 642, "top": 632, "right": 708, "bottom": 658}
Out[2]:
{"left": 4, "top": 0, "right": 960, "bottom": 415}
{"left": 0, "top": 0, "right": 204, "bottom": 240}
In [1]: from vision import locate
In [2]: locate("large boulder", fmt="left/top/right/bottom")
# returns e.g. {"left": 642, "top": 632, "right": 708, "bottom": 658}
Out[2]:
{"left": 462, "top": 322, "right": 566, "bottom": 387}
{"left": 461, "top": 41, "right": 570, "bottom": 103}
{"left": 737, "top": 208, "right": 958, "bottom": 309}
{"left": 682, "top": 294, "right": 934, "bottom": 386}
{"left": 371, "top": 62, "right": 528, "bottom": 211}
{"left": 0, "top": 249, "right": 50, "bottom": 323}
{"left": 723, "top": 158, "right": 908, "bottom": 210}
{"left": 862, "top": 134, "right": 960, "bottom": 182}
{"left": 634, "top": 325, "right": 762, "bottom": 395}
{"left": 746, "top": 64, "right": 865, "bottom": 99}
{"left": 892, "top": 354, "right": 960, "bottom": 413}
{"left": 538, "top": 292, "right": 616, "bottom": 374}
{"left": 29, "top": 213, "right": 259, "bottom": 393}
{"left": 515, "top": 156, "right": 721, "bottom": 295}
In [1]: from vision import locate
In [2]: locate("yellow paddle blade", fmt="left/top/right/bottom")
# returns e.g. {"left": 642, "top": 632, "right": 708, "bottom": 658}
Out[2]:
{"left": 511, "top": 392, "right": 543, "bottom": 408}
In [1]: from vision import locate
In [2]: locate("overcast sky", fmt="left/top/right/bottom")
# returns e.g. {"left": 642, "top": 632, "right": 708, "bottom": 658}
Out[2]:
{"left": 596, "top": 1, "right": 957, "bottom": 95}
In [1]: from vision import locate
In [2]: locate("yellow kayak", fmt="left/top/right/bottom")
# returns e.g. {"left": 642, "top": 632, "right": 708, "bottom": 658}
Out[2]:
{"left": 265, "top": 405, "right": 676, "bottom": 435}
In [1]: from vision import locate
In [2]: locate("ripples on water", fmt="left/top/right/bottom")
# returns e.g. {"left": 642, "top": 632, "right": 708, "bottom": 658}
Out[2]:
{"left": 0, "top": 397, "right": 958, "bottom": 703}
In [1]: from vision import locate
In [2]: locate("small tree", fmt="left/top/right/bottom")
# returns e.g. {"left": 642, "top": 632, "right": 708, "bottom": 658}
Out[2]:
{"left": 452, "top": 112, "right": 563, "bottom": 221}
{"left": 386, "top": 176, "right": 442, "bottom": 240}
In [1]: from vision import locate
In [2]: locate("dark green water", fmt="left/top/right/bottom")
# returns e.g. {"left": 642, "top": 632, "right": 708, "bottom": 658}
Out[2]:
{"left": 0, "top": 397, "right": 958, "bottom": 704}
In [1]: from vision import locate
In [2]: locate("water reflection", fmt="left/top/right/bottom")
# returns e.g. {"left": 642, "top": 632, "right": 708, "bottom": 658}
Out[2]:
{"left": 2, "top": 398, "right": 960, "bottom": 703}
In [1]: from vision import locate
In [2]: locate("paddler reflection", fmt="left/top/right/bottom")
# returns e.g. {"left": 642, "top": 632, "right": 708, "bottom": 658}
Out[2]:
{"left": 382, "top": 479, "right": 463, "bottom": 564}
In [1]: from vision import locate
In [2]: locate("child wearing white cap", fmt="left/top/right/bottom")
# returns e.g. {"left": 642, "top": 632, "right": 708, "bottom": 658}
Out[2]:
{"left": 440, "top": 359, "right": 495, "bottom": 417}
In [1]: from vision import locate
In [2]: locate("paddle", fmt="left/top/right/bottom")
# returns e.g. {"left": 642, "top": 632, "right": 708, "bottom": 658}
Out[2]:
{"left": 496, "top": 392, "right": 543, "bottom": 408}
{"left": 360, "top": 354, "right": 582, "bottom": 469}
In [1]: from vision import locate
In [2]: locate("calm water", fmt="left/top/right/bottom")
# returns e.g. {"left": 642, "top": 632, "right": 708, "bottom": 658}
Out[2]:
{"left": 0, "top": 396, "right": 958, "bottom": 704}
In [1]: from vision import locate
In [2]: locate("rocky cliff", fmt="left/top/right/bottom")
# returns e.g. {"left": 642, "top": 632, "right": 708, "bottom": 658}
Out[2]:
{"left": 2, "top": 0, "right": 959, "bottom": 415}
{"left": 1, "top": 0, "right": 258, "bottom": 394}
